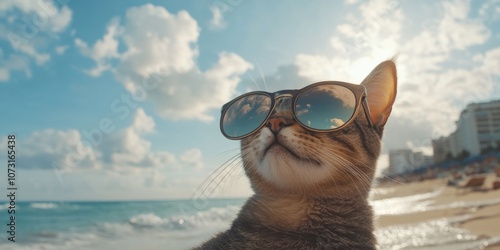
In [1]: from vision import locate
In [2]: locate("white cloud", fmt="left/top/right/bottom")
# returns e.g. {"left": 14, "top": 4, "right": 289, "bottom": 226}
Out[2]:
{"left": 55, "top": 45, "right": 68, "bottom": 55}
{"left": 21, "top": 129, "right": 99, "bottom": 170}
{"left": 16, "top": 43, "right": 50, "bottom": 65}
{"left": 74, "top": 18, "right": 121, "bottom": 76}
{"left": 118, "top": 5, "right": 200, "bottom": 76}
{"left": 241, "top": 104, "right": 252, "bottom": 115}
{"left": 180, "top": 148, "right": 204, "bottom": 170}
{"left": 390, "top": 0, "right": 494, "bottom": 140}
{"left": 295, "top": 0, "right": 403, "bottom": 83}
{"left": 0, "top": 68, "right": 8, "bottom": 82}
{"left": 344, "top": 0, "right": 360, "bottom": 5}
{"left": 329, "top": 118, "right": 345, "bottom": 128}
{"left": 0, "top": 1, "right": 74, "bottom": 33}
{"left": 10, "top": 108, "right": 204, "bottom": 173}
{"left": 0, "top": 0, "right": 72, "bottom": 82}
{"left": 0, "top": 54, "right": 31, "bottom": 81}
{"left": 132, "top": 108, "right": 155, "bottom": 133}
{"left": 46, "top": 5, "right": 72, "bottom": 33}
{"left": 76, "top": 4, "right": 253, "bottom": 121}
{"left": 475, "top": 47, "right": 500, "bottom": 76}
{"left": 97, "top": 108, "right": 175, "bottom": 170}
{"left": 478, "top": 0, "right": 500, "bottom": 22}
{"left": 139, "top": 51, "right": 252, "bottom": 121}
{"left": 257, "top": 0, "right": 499, "bottom": 153}
{"left": 0, "top": 0, "right": 71, "bottom": 24}
{"left": 209, "top": 5, "right": 227, "bottom": 30}
{"left": 403, "top": 0, "right": 490, "bottom": 58}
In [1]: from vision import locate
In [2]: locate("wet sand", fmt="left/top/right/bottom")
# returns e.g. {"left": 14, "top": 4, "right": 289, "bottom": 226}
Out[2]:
{"left": 374, "top": 174, "right": 500, "bottom": 249}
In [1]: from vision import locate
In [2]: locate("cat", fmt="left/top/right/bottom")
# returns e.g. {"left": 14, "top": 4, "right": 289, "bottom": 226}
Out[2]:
{"left": 195, "top": 60, "right": 397, "bottom": 249}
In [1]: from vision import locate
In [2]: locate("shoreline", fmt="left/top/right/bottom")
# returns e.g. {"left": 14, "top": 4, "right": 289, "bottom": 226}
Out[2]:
{"left": 374, "top": 173, "right": 500, "bottom": 249}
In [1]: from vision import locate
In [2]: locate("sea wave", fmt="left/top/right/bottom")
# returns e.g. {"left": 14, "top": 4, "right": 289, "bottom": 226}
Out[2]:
{"left": 15, "top": 204, "right": 242, "bottom": 249}
{"left": 431, "top": 197, "right": 500, "bottom": 211}
{"left": 377, "top": 216, "right": 500, "bottom": 250}
{"left": 128, "top": 205, "right": 241, "bottom": 230}
{"left": 372, "top": 188, "right": 443, "bottom": 216}
{"left": 3, "top": 200, "right": 500, "bottom": 250}
{"left": 129, "top": 213, "right": 165, "bottom": 227}
{"left": 0, "top": 203, "right": 10, "bottom": 210}
{"left": 30, "top": 202, "right": 58, "bottom": 209}
{"left": 0, "top": 231, "right": 100, "bottom": 250}
{"left": 372, "top": 188, "right": 500, "bottom": 216}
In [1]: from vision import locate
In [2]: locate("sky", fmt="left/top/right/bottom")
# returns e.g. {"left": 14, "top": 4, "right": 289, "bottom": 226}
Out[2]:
{"left": 0, "top": 0, "right": 499, "bottom": 201}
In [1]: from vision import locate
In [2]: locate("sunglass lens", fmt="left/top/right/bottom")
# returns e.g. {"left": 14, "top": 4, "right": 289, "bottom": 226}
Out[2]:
{"left": 295, "top": 84, "right": 356, "bottom": 130}
{"left": 222, "top": 94, "right": 272, "bottom": 138}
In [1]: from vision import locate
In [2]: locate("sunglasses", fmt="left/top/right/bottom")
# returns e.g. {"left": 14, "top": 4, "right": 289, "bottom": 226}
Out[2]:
{"left": 220, "top": 81, "right": 374, "bottom": 140}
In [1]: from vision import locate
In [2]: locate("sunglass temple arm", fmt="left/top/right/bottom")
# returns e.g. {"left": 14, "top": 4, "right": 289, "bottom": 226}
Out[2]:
{"left": 361, "top": 96, "right": 374, "bottom": 128}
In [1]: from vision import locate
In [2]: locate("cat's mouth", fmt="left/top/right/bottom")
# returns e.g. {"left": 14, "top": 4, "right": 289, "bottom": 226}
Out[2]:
{"left": 264, "top": 142, "right": 321, "bottom": 166}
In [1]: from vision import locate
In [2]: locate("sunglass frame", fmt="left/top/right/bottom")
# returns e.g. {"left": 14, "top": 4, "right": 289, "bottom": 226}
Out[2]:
{"left": 220, "top": 81, "right": 373, "bottom": 140}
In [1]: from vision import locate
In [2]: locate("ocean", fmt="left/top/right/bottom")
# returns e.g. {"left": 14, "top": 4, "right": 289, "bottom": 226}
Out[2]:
{"left": 1, "top": 190, "right": 500, "bottom": 250}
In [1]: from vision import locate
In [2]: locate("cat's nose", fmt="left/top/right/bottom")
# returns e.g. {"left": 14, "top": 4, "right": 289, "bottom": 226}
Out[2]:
{"left": 266, "top": 117, "right": 290, "bottom": 134}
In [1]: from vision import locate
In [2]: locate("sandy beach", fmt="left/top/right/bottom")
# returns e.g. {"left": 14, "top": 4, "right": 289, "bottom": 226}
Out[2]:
{"left": 374, "top": 173, "right": 500, "bottom": 249}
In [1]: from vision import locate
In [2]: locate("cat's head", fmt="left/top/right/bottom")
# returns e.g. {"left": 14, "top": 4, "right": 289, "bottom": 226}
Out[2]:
{"left": 237, "top": 60, "right": 397, "bottom": 198}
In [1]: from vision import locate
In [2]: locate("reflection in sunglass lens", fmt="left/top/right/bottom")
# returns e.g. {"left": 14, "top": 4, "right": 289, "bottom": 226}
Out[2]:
{"left": 222, "top": 94, "right": 272, "bottom": 138}
{"left": 295, "top": 85, "right": 356, "bottom": 130}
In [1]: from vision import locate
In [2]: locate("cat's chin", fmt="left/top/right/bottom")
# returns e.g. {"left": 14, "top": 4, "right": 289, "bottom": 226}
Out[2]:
{"left": 243, "top": 128, "right": 330, "bottom": 189}
{"left": 264, "top": 143, "right": 320, "bottom": 166}
{"left": 257, "top": 146, "right": 333, "bottom": 190}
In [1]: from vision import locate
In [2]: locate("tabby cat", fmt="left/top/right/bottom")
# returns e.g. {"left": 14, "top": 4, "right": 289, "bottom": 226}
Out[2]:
{"left": 196, "top": 60, "right": 397, "bottom": 249}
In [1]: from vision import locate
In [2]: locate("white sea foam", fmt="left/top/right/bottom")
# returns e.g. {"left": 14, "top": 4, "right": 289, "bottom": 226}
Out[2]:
{"left": 372, "top": 188, "right": 500, "bottom": 216}
{"left": 0, "top": 231, "right": 99, "bottom": 250}
{"left": 377, "top": 216, "right": 500, "bottom": 250}
{"left": 129, "top": 213, "right": 165, "bottom": 227}
{"left": 4, "top": 199, "right": 500, "bottom": 250}
{"left": 166, "top": 205, "right": 240, "bottom": 230}
{"left": 126, "top": 205, "right": 241, "bottom": 231}
{"left": 20, "top": 205, "right": 240, "bottom": 250}
{"left": 371, "top": 187, "right": 396, "bottom": 196}
{"left": 30, "top": 202, "right": 58, "bottom": 209}
{"left": 371, "top": 188, "right": 443, "bottom": 216}
{"left": 431, "top": 197, "right": 500, "bottom": 211}
{"left": 0, "top": 203, "right": 9, "bottom": 210}
{"left": 372, "top": 190, "right": 500, "bottom": 249}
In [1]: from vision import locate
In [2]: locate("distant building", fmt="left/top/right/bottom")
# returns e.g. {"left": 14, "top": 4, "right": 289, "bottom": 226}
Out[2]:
{"left": 388, "top": 149, "right": 433, "bottom": 175}
{"left": 432, "top": 100, "right": 500, "bottom": 163}
{"left": 432, "top": 137, "right": 452, "bottom": 163}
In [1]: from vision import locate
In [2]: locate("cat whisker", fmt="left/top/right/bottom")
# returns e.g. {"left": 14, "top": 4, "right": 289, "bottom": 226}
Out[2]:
{"left": 300, "top": 146, "right": 352, "bottom": 198}
{"left": 333, "top": 150, "right": 405, "bottom": 189}
{"left": 209, "top": 159, "right": 242, "bottom": 197}
{"left": 247, "top": 71, "right": 262, "bottom": 91}
{"left": 334, "top": 154, "right": 373, "bottom": 192}
{"left": 307, "top": 147, "right": 372, "bottom": 196}
{"left": 326, "top": 153, "right": 400, "bottom": 214}
{"left": 200, "top": 148, "right": 246, "bottom": 188}
{"left": 374, "top": 174, "right": 404, "bottom": 186}
{"left": 194, "top": 153, "right": 243, "bottom": 198}
{"left": 340, "top": 159, "right": 372, "bottom": 192}
{"left": 256, "top": 62, "right": 269, "bottom": 92}
{"left": 337, "top": 163, "right": 365, "bottom": 197}
{"left": 197, "top": 148, "right": 254, "bottom": 198}
{"left": 211, "top": 147, "right": 243, "bottom": 160}
{"left": 197, "top": 58, "right": 398, "bottom": 249}
{"left": 320, "top": 150, "right": 399, "bottom": 215}
{"left": 333, "top": 154, "right": 372, "bottom": 186}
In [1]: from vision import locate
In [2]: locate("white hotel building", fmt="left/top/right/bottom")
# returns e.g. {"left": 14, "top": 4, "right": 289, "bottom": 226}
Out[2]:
{"left": 432, "top": 100, "right": 500, "bottom": 163}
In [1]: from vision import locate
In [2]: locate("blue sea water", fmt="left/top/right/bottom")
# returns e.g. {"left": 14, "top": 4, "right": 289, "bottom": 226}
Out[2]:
{"left": 1, "top": 192, "right": 500, "bottom": 250}
{"left": 0, "top": 199, "right": 246, "bottom": 250}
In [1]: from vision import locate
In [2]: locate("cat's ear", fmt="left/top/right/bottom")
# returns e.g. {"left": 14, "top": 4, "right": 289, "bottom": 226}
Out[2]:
{"left": 361, "top": 60, "right": 397, "bottom": 127}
